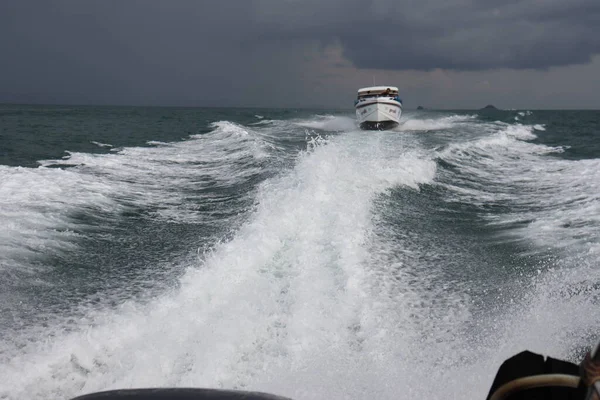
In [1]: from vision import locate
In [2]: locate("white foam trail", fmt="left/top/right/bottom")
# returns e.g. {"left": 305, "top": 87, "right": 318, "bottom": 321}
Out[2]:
{"left": 439, "top": 122, "right": 600, "bottom": 255}
{"left": 438, "top": 124, "right": 556, "bottom": 205}
{"left": 419, "top": 118, "right": 600, "bottom": 397}
{"left": 39, "top": 121, "right": 271, "bottom": 223}
{"left": 397, "top": 114, "right": 477, "bottom": 132}
{"left": 494, "top": 259, "right": 600, "bottom": 360}
{"left": 503, "top": 157, "right": 600, "bottom": 253}
{"left": 294, "top": 115, "right": 358, "bottom": 132}
{"left": 3, "top": 112, "right": 596, "bottom": 400}
{"left": 295, "top": 113, "right": 477, "bottom": 134}
{"left": 0, "top": 132, "right": 438, "bottom": 400}
{"left": 0, "top": 165, "right": 120, "bottom": 272}
{"left": 1, "top": 121, "right": 273, "bottom": 274}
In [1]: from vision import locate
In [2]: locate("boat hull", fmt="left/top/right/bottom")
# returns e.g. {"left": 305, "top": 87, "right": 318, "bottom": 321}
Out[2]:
{"left": 355, "top": 100, "right": 402, "bottom": 131}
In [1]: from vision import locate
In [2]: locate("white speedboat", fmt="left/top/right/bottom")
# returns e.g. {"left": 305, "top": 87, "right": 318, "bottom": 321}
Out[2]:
{"left": 355, "top": 86, "right": 403, "bottom": 130}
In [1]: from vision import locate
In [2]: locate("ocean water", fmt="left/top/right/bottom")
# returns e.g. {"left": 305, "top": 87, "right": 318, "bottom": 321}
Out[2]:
{"left": 0, "top": 104, "right": 599, "bottom": 399}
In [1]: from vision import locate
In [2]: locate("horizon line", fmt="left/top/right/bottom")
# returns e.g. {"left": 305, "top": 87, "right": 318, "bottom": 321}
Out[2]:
{"left": 1, "top": 101, "right": 599, "bottom": 112}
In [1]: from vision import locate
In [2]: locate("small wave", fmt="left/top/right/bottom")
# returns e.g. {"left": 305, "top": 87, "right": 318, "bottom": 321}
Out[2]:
{"left": 90, "top": 141, "right": 113, "bottom": 148}
{"left": 206, "top": 120, "right": 250, "bottom": 136}
{"left": 249, "top": 119, "right": 275, "bottom": 126}
{"left": 438, "top": 124, "right": 557, "bottom": 168}
{"left": 204, "top": 121, "right": 272, "bottom": 160}
{"left": 504, "top": 124, "right": 539, "bottom": 141}
{"left": 146, "top": 140, "right": 169, "bottom": 146}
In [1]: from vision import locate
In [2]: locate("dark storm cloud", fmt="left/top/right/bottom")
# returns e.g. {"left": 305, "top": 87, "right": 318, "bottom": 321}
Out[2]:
{"left": 0, "top": 0, "right": 599, "bottom": 106}
{"left": 1, "top": 1, "right": 283, "bottom": 102}
{"left": 251, "top": 0, "right": 600, "bottom": 70}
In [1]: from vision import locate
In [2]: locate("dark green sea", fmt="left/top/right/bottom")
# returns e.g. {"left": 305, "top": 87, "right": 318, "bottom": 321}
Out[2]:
{"left": 0, "top": 104, "right": 599, "bottom": 399}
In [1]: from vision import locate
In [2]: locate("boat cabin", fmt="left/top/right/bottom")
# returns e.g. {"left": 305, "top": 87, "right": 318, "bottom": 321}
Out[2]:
{"left": 357, "top": 86, "right": 399, "bottom": 100}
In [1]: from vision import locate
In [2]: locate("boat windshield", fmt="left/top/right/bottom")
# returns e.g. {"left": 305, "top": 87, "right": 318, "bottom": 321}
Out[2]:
{"left": 357, "top": 91, "right": 399, "bottom": 100}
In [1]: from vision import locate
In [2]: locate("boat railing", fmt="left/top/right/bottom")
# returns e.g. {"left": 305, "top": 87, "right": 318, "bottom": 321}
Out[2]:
{"left": 355, "top": 95, "right": 403, "bottom": 106}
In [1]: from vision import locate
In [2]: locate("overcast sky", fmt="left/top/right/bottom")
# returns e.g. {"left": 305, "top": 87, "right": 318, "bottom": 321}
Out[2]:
{"left": 1, "top": 0, "right": 599, "bottom": 109}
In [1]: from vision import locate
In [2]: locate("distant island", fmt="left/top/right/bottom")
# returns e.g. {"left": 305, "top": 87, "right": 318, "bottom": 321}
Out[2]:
{"left": 416, "top": 106, "right": 425, "bottom": 110}
{"left": 481, "top": 104, "right": 498, "bottom": 110}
